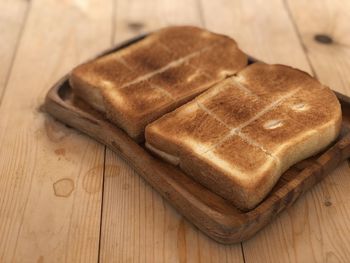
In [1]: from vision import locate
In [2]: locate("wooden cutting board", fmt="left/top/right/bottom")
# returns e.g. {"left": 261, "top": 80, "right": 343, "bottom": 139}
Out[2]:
{"left": 44, "top": 36, "right": 350, "bottom": 244}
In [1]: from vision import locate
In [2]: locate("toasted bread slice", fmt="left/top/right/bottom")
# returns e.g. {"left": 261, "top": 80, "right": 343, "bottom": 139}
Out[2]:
{"left": 145, "top": 63, "right": 342, "bottom": 210}
{"left": 69, "top": 26, "right": 248, "bottom": 141}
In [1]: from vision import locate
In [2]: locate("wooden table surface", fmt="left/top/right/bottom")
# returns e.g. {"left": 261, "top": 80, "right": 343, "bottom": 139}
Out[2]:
{"left": 1, "top": 0, "right": 350, "bottom": 262}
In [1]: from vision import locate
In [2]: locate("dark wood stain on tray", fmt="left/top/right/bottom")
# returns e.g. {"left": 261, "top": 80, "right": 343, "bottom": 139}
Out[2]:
{"left": 44, "top": 37, "right": 350, "bottom": 244}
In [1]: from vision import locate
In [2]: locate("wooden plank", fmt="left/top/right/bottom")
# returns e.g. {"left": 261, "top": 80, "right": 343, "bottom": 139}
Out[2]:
{"left": 100, "top": 154, "right": 244, "bottom": 263}
{"left": 0, "top": 0, "right": 28, "bottom": 102}
{"left": 285, "top": 1, "right": 350, "bottom": 97}
{"left": 200, "top": 0, "right": 311, "bottom": 74}
{"left": 0, "top": 0, "right": 113, "bottom": 262}
{"left": 112, "top": 0, "right": 203, "bottom": 43}
{"left": 245, "top": 162, "right": 350, "bottom": 263}
{"left": 99, "top": 0, "right": 244, "bottom": 261}
{"left": 202, "top": 0, "right": 350, "bottom": 262}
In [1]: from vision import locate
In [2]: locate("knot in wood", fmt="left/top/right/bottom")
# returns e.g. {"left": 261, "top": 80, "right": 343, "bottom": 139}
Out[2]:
{"left": 314, "top": 34, "right": 333, "bottom": 44}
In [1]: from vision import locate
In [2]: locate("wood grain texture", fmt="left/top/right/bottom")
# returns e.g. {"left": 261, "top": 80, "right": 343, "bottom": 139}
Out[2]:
{"left": 200, "top": 0, "right": 312, "bottom": 74}
{"left": 99, "top": 0, "right": 244, "bottom": 261}
{"left": 286, "top": 0, "right": 350, "bottom": 95}
{"left": 0, "top": 0, "right": 28, "bottom": 102}
{"left": 113, "top": 0, "right": 203, "bottom": 43}
{"left": 0, "top": 0, "right": 112, "bottom": 262}
{"left": 101, "top": 153, "right": 243, "bottom": 263}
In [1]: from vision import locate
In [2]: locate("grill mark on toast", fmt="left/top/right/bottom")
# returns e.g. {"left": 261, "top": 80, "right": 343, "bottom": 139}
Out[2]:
{"left": 199, "top": 87, "right": 303, "bottom": 155}
{"left": 200, "top": 149, "right": 247, "bottom": 181}
{"left": 236, "top": 131, "right": 278, "bottom": 161}
{"left": 112, "top": 55, "right": 176, "bottom": 101}
{"left": 150, "top": 83, "right": 176, "bottom": 101}
{"left": 158, "top": 42, "right": 173, "bottom": 53}
{"left": 118, "top": 57, "right": 134, "bottom": 71}
{"left": 196, "top": 101, "right": 231, "bottom": 129}
{"left": 235, "top": 87, "right": 302, "bottom": 130}
{"left": 119, "top": 45, "right": 215, "bottom": 89}
{"left": 187, "top": 63, "right": 213, "bottom": 80}
{"left": 230, "top": 76, "right": 260, "bottom": 99}
{"left": 188, "top": 62, "right": 212, "bottom": 79}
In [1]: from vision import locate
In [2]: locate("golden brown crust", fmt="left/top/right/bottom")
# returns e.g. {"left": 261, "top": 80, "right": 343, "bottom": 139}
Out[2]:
{"left": 146, "top": 63, "right": 342, "bottom": 210}
{"left": 145, "top": 100, "right": 231, "bottom": 156}
{"left": 69, "top": 73, "right": 105, "bottom": 112}
{"left": 197, "top": 78, "right": 269, "bottom": 128}
{"left": 69, "top": 26, "right": 248, "bottom": 141}
{"left": 179, "top": 135, "right": 280, "bottom": 211}
{"left": 236, "top": 63, "right": 315, "bottom": 103}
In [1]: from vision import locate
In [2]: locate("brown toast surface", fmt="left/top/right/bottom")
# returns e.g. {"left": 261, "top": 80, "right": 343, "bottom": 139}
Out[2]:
{"left": 145, "top": 63, "right": 342, "bottom": 210}
{"left": 69, "top": 26, "right": 248, "bottom": 141}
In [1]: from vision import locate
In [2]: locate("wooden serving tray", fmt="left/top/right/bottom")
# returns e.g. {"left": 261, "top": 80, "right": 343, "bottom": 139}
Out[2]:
{"left": 44, "top": 36, "right": 350, "bottom": 244}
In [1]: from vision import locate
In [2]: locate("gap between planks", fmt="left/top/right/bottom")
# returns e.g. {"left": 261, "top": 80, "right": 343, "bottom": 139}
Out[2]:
{"left": 97, "top": 0, "right": 117, "bottom": 261}
{"left": 282, "top": 0, "right": 318, "bottom": 78}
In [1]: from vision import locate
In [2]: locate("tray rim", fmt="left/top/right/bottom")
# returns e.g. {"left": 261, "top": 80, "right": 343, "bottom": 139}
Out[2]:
{"left": 44, "top": 34, "right": 350, "bottom": 244}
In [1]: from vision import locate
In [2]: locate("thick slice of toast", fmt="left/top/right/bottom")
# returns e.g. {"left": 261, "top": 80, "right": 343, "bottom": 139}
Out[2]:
{"left": 69, "top": 26, "right": 248, "bottom": 141}
{"left": 145, "top": 63, "right": 342, "bottom": 210}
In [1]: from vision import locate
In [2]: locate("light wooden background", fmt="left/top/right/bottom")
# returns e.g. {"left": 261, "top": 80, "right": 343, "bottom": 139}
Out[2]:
{"left": 1, "top": 0, "right": 350, "bottom": 262}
